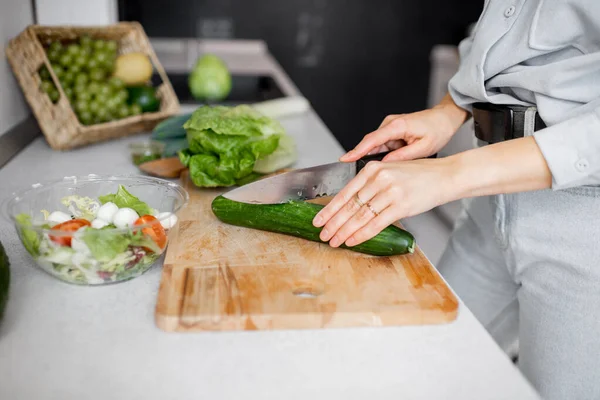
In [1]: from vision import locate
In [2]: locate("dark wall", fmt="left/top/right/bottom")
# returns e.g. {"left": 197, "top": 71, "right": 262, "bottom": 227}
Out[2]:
{"left": 119, "top": 0, "right": 483, "bottom": 150}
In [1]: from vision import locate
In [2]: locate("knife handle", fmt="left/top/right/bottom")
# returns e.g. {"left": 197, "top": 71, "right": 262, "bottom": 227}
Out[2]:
{"left": 356, "top": 151, "right": 437, "bottom": 173}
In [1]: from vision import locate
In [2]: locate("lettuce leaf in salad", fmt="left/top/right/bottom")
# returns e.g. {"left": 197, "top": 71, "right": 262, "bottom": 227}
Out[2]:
{"left": 60, "top": 195, "right": 100, "bottom": 220}
{"left": 15, "top": 213, "right": 41, "bottom": 257}
{"left": 81, "top": 228, "right": 131, "bottom": 263}
{"left": 129, "top": 230, "right": 162, "bottom": 254}
{"left": 98, "top": 185, "right": 153, "bottom": 217}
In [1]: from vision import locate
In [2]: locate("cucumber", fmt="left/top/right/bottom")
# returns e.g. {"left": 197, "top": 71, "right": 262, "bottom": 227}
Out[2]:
{"left": 211, "top": 195, "right": 415, "bottom": 256}
{"left": 0, "top": 240, "right": 10, "bottom": 322}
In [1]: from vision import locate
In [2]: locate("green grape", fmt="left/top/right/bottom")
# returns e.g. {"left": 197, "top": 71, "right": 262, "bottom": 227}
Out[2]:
{"left": 79, "top": 35, "right": 93, "bottom": 48}
{"left": 103, "top": 56, "right": 116, "bottom": 73}
{"left": 40, "top": 80, "right": 54, "bottom": 94}
{"left": 116, "top": 88, "right": 128, "bottom": 103}
{"left": 76, "top": 90, "right": 92, "bottom": 102}
{"left": 49, "top": 41, "right": 63, "bottom": 53}
{"left": 105, "top": 40, "right": 118, "bottom": 52}
{"left": 105, "top": 96, "right": 121, "bottom": 112}
{"left": 78, "top": 110, "right": 93, "bottom": 125}
{"left": 116, "top": 105, "right": 130, "bottom": 119}
{"left": 74, "top": 99, "right": 89, "bottom": 113}
{"left": 86, "top": 58, "right": 99, "bottom": 70}
{"left": 48, "top": 88, "right": 60, "bottom": 103}
{"left": 39, "top": 67, "right": 51, "bottom": 81}
{"left": 95, "top": 107, "right": 110, "bottom": 122}
{"left": 47, "top": 48, "right": 62, "bottom": 63}
{"left": 64, "top": 87, "right": 74, "bottom": 101}
{"left": 87, "top": 81, "right": 101, "bottom": 95}
{"left": 61, "top": 70, "right": 75, "bottom": 86}
{"left": 74, "top": 73, "right": 88, "bottom": 87}
{"left": 93, "top": 40, "right": 106, "bottom": 51}
{"left": 59, "top": 53, "right": 73, "bottom": 67}
{"left": 66, "top": 44, "right": 80, "bottom": 56}
{"left": 97, "top": 83, "right": 111, "bottom": 96}
{"left": 88, "top": 100, "right": 101, "bottom": 115}
{"left": 68, "top": 64, "right": 82, "bottom": 74}
{"left": 107, "top": 76, "right": 124, "bottom": 91}
{"left": 95, "top": 92, "right": 110, "bottom": 106}
{"left": 93, "top": 51, "right": 108, "bottom": 66}
{"left": 89, "top": 67, "right": 105, "bottom": 82}
{"left": 51, "top": 63, "right": 64, "bottom": 79}
{"left": 73, "top": 54, "right": 87, "bottom": 68}
{"left": 129, "top": 104, "right": 142, "bottom": 116}
{"left": 73, "top": 83, "right": 87, "bottom": 96}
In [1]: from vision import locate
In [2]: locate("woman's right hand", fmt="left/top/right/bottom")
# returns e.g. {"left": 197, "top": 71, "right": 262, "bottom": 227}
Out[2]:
{"left": 340, "top": 94, "right": 469, "bottom": 162}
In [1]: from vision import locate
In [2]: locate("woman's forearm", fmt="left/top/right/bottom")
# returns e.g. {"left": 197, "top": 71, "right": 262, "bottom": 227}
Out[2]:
{"left": 449, "top": 136, "right": 552, "bottom": 199}
{"left": 433, "top": 93, "right": 471, "bottom": 135}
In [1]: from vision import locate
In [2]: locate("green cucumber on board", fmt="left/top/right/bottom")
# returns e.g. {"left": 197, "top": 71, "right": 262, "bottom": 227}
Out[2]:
{"left": 211, "top": 195, "right": 415, "bottom": 256}
{"left": 0, "top": 240, "right": 10, "bottom": 322}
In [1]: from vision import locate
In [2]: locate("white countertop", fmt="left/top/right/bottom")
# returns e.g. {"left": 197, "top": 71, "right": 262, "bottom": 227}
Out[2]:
{"left": 0, "top": 39, "right": 539, "bottom": 399}
{"left": 0, "top": 111, "right": 540, "bottom": 400}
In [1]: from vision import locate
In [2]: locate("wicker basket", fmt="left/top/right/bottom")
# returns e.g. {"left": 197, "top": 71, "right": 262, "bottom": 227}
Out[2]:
{"left": 5, "top": 22, "right": 180, "bottom": 150}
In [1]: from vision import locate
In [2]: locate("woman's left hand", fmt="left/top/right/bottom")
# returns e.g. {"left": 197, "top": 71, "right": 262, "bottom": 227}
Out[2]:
{"left": 312, "top": 157, "right": 458, "bottom": 248}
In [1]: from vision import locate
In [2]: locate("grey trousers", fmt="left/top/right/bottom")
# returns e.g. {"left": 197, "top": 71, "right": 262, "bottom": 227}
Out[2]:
{"left": 437, "top": 186, "right": 600, "bottom": 400}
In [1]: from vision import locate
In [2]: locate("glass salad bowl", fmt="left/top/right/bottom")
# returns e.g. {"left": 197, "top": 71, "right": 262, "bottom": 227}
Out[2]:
{"left": 4, "top": 174, "right": 188, "bottom": 286}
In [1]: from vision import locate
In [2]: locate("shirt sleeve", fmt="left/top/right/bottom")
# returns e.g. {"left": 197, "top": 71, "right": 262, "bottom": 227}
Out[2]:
{"left": 447, "top": 33, "right": 477, "bottom": 113}
{"left": 533, "top": 106, "right": 600, "bottom": 190}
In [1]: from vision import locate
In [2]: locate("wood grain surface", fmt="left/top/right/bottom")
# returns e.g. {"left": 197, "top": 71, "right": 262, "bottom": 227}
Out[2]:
{"left": 155, "top": 170, "right": 458, "bottom": 332}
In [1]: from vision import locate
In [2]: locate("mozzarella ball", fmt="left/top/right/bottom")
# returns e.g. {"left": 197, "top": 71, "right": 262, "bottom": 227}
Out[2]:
{"left": 112, "top": 208, "right": 139, "bottom": 229}
{"left": 48, "top": 211, "right": 71, "bottom": 224}
{"left": 96, "top": 202, "right": 119, "bottom": 223}
{"left": 91, "top": 218, "right": 109, "bottom": 229}
{"left": 157, "top": 212, "right": 178, "bottom": 229}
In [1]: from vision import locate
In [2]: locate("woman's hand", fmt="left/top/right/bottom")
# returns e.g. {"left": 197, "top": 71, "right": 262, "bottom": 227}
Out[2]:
{"left": 312, "top": 136, "right": 553, "bottom": 249}
{"left": 312, "top": 157, "right": 459, "bottom": 248}
{"left": 341, "top": 94, "right": 469, "bottom": 163}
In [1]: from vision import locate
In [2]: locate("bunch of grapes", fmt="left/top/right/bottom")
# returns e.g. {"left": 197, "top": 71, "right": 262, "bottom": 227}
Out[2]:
{"left": 39, "top": 35, "right": 142, "bottom": 125}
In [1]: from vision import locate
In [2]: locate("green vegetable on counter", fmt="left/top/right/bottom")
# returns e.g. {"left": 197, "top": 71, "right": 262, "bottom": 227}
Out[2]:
{"left": 189, "top": 54, "right": 232, "bottom": 101}
{"left": 211, "top": 196, "right": 415, "bottom": 256}
{"left": 178, "top": 104, "right": 297, "bottom": 188}
{"left": 0, "top": 240, "right": 10, "bottom": 323}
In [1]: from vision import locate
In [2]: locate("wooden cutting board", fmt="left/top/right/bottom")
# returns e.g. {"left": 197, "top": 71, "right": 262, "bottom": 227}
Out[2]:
{"left": 155, "top": 170, "right": 458, "bottom": 332}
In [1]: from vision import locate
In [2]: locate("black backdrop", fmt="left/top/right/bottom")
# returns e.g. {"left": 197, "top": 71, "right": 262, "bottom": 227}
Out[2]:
{"left": 119, "top": 0, "right": 483, "bottom": 150}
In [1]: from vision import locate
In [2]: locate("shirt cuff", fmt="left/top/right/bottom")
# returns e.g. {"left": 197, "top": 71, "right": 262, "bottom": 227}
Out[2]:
{"left": 533, "top": 108, "right": 600, "bottom": 190}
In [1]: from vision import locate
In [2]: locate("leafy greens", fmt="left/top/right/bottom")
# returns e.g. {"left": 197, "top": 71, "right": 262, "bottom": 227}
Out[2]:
{"left": 178, "top": 105, "right": 296, "bottom": 187}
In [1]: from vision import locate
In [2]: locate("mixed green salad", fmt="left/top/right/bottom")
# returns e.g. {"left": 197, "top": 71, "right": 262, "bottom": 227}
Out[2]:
{"left": 14, "top": 185, "right": 177, "bottom": 285}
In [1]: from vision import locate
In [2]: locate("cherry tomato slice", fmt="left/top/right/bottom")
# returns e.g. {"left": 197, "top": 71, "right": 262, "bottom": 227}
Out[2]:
{"left": 134, "top": 215, "right": 167, "bottom": 251}
{"left": 50, "top": 218, "right": 91, "bottom": 246}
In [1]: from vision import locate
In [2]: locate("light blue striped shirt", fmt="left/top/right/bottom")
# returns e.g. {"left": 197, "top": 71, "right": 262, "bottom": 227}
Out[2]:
{"left": 448, "top": 0, "right": 600, "bottom": 190}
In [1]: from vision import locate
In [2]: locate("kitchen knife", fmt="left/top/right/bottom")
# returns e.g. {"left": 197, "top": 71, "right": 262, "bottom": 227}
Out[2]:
{"left": 222, "top": 151, "right": 437, "bottom": 204}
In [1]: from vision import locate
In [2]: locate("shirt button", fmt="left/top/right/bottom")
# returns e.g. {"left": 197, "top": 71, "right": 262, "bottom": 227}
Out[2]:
{"left": 504, "top": 6, "right": 516, "bottom": 17}
{"left": 575, "top": 159, "right": 589, "bottom": 172}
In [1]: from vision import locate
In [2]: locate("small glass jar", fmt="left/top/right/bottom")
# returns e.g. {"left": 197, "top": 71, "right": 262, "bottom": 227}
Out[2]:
{"left": 129, "top": 140, "right": 165, "bottom": 166}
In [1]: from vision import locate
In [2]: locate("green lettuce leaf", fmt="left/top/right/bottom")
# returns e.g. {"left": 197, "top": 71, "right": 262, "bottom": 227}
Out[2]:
{"left": 129, "top": 230, "right": 162, "bottom": 254}
{"left": 81, "top": 228, "right": 131, "bottom": 263}
{"left": 180, "top": 104, "right": 293, "bottom": 187}
{"left": 99, "top": 185, "right": 153, "bottom": 216}
{"left": 60, "top": 195, "right": 99, "bottom": 220}
{"left": 187, "top": 133, "right": 280, "bottom": 187}
{"left": 183, "top": 105, "right": 285, "bottom": 137}
{"left": 15, "top": 214, "right": 40, "bottom": 257}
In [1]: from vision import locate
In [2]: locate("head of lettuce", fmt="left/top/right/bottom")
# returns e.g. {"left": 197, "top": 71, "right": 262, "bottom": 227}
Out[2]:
{"left": 178, "top": 105, "right": 297, "bottom": 187}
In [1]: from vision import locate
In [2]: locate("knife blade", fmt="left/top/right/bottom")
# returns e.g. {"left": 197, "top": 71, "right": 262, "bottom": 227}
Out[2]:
{"left": 222, "top": 151, "right": 436, "bottom": 204}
